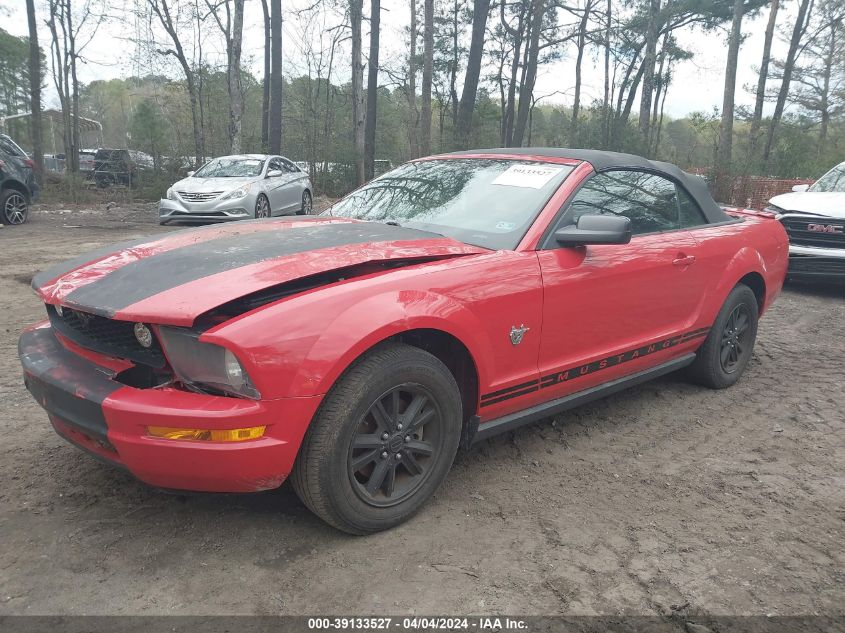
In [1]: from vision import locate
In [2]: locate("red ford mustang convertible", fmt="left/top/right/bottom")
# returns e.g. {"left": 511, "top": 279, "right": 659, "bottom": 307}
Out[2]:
{"left": 20, "top": 149, "right": 788, "bottom": 533}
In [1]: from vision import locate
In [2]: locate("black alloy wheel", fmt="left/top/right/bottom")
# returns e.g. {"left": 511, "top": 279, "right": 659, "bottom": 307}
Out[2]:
{"left": 291, "top": 342, "right": 462, "bottom": 534}
{"left": 348, "top": 384, "right": 442, "bottom": 507}
{"left": 686, "top": 283, "right": 759, "bottom": 389}
{"left": 720, "top": 303, "right": 752, "bottom": 374}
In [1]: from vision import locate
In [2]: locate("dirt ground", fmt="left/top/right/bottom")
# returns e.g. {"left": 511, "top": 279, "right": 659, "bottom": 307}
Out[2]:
{"left": 0, "top": 201, "right": 843, "bottom": 617}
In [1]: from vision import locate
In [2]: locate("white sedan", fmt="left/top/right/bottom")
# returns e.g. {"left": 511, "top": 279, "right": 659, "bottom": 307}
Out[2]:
{"left": 159, "top": 154, "right": 313, "bottom": 225}
{"left": 767, "top": 161, "right": 845, "bottom": 281}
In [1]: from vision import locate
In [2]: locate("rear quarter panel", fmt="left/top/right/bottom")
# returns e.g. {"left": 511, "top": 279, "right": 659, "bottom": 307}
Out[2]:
{"left": 688, "top": 212, "right": 788, "bottom": 324}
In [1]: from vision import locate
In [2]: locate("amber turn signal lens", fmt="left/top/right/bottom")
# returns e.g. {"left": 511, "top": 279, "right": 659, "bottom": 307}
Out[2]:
{"left": 147, "top": 425, "right": 266, "bottom": 442}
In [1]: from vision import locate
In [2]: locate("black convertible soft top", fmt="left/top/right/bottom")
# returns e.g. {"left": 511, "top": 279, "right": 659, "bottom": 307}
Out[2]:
{"left": 444, "top": 147, "right": 730, "bottom": 224}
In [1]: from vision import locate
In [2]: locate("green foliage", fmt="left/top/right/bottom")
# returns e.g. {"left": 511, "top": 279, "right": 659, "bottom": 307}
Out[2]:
{"left": 0, "top": 27, "right": 31, "bottom": 116}
{"left": 129, "top": 99, "right": 169, "bottom": 165}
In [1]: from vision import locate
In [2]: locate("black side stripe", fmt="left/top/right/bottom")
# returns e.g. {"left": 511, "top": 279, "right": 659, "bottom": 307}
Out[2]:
{"left": 480, "top": 327, "right": 710, "bottom": 408}
{"left": 480, "top": 379, "right": 540, "bottom": 402}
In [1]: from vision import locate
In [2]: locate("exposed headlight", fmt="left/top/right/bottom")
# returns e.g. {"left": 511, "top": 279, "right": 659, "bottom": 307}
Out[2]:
{"left": 157, "top": 326, "right": 260, "bottom": 399}
{"left": 166, "top": 187, "right": 175, "bottom": 200}
{"left": 221, "top": 184, "right": 252, "bottom": 200}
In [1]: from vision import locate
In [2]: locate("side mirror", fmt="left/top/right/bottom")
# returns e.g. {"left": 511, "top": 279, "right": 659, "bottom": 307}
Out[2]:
{"left": 187, "top": 170, "right": 195, "bottom": 177}
{"left": 555, "top": 214, "right": 632, "bottom": 246}
{"left": 267, "top": 169, "right": 284, "bottom": 178}
{"left": 791, "top": 183, "right": 810, "bottom": 192}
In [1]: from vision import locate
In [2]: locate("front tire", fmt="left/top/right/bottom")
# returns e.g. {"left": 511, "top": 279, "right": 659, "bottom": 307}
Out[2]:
{"left": 1, "top": 189, "right": 29, "bottom": 225}
{"left": 687, "top": 284, "right": 759, "bottom": 389}
{"left": 291, "top": 343, "right": 462, "bottom": 534}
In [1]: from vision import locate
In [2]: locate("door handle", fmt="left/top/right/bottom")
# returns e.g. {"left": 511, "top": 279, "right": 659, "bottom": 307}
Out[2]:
{"left": 673, "top": 254, "right": 696, "bottom": 266}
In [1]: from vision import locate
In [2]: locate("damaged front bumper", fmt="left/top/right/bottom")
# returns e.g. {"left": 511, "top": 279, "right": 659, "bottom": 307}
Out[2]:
{"left": 19, "top": 324, "right": 321, "bottom": 493}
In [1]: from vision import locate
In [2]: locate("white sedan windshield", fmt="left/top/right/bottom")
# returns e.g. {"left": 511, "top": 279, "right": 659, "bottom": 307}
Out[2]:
{"left": 327, "top": 159, "right": 574, "bottom": 249}
{"left": 194, "top": 158, "right": 265, "bottom": 178}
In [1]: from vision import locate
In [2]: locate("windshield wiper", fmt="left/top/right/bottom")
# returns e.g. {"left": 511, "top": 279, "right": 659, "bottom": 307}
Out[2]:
{"left": 384, "top": 220, "right": 401, "bottom": 226}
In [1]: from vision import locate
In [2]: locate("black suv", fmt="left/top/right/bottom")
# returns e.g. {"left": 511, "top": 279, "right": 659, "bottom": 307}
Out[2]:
{"left": 0, "top": 134, "right": 39, "bottom": 226}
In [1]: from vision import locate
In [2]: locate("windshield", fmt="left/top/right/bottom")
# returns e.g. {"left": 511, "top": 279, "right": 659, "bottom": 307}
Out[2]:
{"left": 327, "top": 158, "right": 574, "bottom": 249}
{"left": 194, "top": 157, "right": 265, "bottom": 178}
{"left": 809, "top": 163, "right": 845, "bottom": 192}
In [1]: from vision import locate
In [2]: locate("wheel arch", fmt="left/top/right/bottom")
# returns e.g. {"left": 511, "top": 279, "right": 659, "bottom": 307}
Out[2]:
{"left": 2, "top": 179, "right": 32, "bottom": 202}
{"left": 286, "top": 291, "right": 490, "bottom": 434}
{"left": 393, "top": 328, "right": 480, "bottom": 433}
{"left": 737, "top": 271, "right": 765, "bottom": 313}
{"left": 703, "top": 247, "right": 770, "bottom": 324}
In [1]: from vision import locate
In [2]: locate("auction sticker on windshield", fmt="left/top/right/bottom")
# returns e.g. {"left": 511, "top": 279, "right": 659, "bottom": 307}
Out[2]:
{"left": 491, "top": 164, "right": 564, "bottom": 189}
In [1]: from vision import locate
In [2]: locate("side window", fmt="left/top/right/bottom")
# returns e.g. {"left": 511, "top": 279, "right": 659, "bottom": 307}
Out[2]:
{"left": 562, "top": 170, "right": 706, "bottom": 236}
{"left": 268, "top": 158, "right": 282, "bottom": 174}
{"left": 677, "top": 185, "right": 707, "bottom": 228}
{"left": 281, "top": 158, "right": 298, "bottom": 173}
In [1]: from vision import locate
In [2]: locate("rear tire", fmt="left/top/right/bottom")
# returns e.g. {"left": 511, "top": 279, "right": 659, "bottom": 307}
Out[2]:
{"left": 297, "top": 190, "right": 312, "bottom": 215}
{"left": 687, "top": 284, "right": 758, "bottom": 389}
{"left": 1, "top": 189, "right": 28, "bottom": 225}
{"left": 255, "top": 194, "right": 271, "bottom": 219}
{"left": 291, "top": 342, "right": 462, "bottom": 534}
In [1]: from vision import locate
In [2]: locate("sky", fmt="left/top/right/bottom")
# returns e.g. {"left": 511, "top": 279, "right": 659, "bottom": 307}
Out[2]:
{"left": 3, "top": 0, "right": 790, "bottom": 119}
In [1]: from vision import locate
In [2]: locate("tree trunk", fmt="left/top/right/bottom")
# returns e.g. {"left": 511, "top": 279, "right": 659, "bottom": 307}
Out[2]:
{"left": 500, "top": 0, "right": 526, "bottom": 146}
{"left": 455, "top": 0, "right": 491, "bottom": 149}
{"left": 228, "top": 0, "right": 245, "bottom": 153}
{"left": 601, "top": 0, "right": 611, "bottom": 147}
{"left": 571, "top": 0, "right": 593, "bottom": 143}
{"left": 26, "top": 0, "right": 43, "bottom": 181}
{"left": 648, "top": 28, "right": 670, "bottom": 155}
{"left": 420, "top": 0, "right": 434, "bottom": 156}
{"left": 762, "top": 0, "right": 812, "bottom": 164}
{"left": 407, "top": 0, "right": 419, "bottom": 157}
{"left": 66, "top": 0, "right": 79, "bottom": 174}
{"left": 351, "top": 0, "right": 365, "bottom": 184}
{"left": 147, "top": 0, "right": 205, "bottom": 164}
{"left": 817, "top": 16, "right": 835, "bottom": 154}
{"left": 512, "top": 0, "right": 544, "bottom": 147}
{"left": 638, "top": 0, "right": 660, "bottom": 144}
{"left": 364, "top": 0, "right": 380, "bottom": 180}
{"left": 260, "top": 0, "right": 270, "bottom": 150}
{"left": 715, "top": 0, "right": 745, "bottom": 201}
{"left": 449, "top": 0, "right": 459, "bottom": 127}
{"left": 748, "top": 0, "right": 778, "bottom": 159}
{"left": 269, "top": 0, "right": 283, "bottom": 153}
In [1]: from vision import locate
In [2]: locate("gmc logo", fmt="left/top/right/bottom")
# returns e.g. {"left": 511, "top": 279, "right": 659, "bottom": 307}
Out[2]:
{"left": 807, "top": 223, "right": 843, "bottom": 234}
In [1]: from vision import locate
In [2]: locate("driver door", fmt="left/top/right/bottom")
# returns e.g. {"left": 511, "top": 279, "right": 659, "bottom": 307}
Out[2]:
{"left": 536, "top": 169, "right": 709, "bottom": 399}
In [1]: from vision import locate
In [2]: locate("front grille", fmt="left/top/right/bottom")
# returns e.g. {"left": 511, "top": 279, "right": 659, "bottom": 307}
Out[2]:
{"left": 789, "top": 256, "right": 845, "bottom": 275}
{"left": 170, "top": 209, "right": 227, "bottom": 216}
{"left": 47, "top": 305, "right": 166, "bottom": 367}
{"left": 177, "top": 191, "right": 222, "bottom": 202}
{"left": 780, "top": 216, "right": 845, "bottom": 249}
